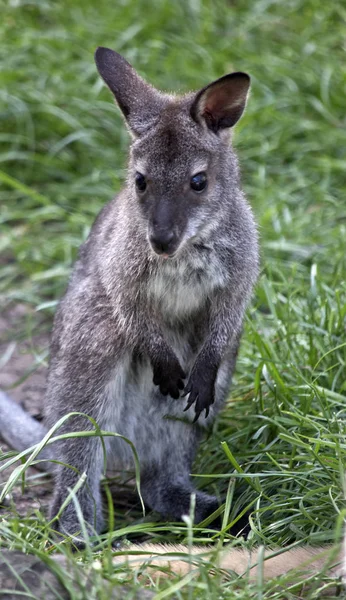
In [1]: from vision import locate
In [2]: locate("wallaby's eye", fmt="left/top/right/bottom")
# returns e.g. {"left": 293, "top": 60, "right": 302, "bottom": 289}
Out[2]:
{"left": 135, "top": 172, "right": 147, "bottom": 193}
{"left": 190, "top": 172, "right": 207, "bottom": 192}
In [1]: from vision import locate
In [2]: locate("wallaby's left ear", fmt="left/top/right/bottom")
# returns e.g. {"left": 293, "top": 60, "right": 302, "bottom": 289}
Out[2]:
{"left": 190, "top": 72, "right": 250, "bottom": 133}
{"left": 95, "top": 47, "right": 166, "bottom": 136}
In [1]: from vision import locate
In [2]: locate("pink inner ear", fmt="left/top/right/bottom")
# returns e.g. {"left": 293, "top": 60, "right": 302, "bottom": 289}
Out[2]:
{"left": 202, "top": 81, "right": 246, "bottom": 121}
{"left": 191, "top": 72, "right": 249, "bottom": 130}
{"left": 203, "top": 84, "right": 235, "bottom": 119}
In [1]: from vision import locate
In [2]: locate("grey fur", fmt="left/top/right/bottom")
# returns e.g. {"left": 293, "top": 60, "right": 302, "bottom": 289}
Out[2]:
{"left": 0, "top": 48, "right": 259, "bottom": 539}
{"left": 0, "top": 390, "right": 52, "bottom": 471}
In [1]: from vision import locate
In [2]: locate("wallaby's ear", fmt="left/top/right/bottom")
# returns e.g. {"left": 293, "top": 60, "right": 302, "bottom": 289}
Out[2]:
{"left": 95, "top": 47, "right": 164, "bottom": 136}
{"left": 190, "top": 72, "right": 250, "bottom": 133}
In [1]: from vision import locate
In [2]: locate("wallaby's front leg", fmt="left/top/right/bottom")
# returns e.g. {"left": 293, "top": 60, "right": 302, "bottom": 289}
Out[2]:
{"left": 184, "top": 291, "right": 247, "bottom": 420}
{"left": 183, "top": 355, "right": 218, "bottom": 421}
{"left": 141, "top": 328, "right": 186, "bottom": 399}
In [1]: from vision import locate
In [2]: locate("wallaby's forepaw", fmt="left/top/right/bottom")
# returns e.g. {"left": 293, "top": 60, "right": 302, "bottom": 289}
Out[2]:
{"left": 152, "top": 358, "right": 186, "bottom": 399}
{"left": 183, "top": 366, "right": 216, "bottom": 421}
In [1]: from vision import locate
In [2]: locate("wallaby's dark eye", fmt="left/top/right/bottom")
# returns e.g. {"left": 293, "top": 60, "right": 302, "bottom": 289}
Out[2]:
{"left": 135, "top": 172, "right": 147, "bottom": 192}
{"left": 190, "top": 172, "right": 207, "bottom": 192}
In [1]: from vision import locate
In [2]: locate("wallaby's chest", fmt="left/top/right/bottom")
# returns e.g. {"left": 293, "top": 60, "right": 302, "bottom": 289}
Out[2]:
{"left": 147, "top": 248, "right": 227, "bottom": 321}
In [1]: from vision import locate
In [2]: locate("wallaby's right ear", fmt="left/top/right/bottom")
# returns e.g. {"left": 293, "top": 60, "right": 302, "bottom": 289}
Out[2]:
{"left": 190, "top": 72, "right": 250, "bottom": 133}
{"left": 95, "top": 47, "right": 164, "bottom": 136}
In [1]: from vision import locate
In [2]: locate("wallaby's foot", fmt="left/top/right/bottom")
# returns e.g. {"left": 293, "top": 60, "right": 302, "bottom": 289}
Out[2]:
{"left": 51, "top": 501, "right": 104, "bottom": 550}
{"left": 152, "top": 355, "right": 186, "bottom": 399}
{"left": 50, "top": 461, "right": 104, "bottom": 544}
{"left": 141, "top": 467, "right": 250, "bottom": 536}
{"left": 50, "top": 495, "right": 104, "bottom": 546}
{"left": 141, "top": 472, "right": 220, "bottom": 524}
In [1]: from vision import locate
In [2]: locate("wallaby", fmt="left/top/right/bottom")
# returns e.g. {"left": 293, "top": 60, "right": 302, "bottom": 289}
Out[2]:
{"left": 3, "top": 47, "right": 259, "bottom": 538}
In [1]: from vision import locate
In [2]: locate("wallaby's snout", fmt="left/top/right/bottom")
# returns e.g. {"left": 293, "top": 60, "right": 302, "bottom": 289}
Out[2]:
{"left": 149, "top": 229, "right": 176, "bottom": 256}
{"left": 147, "top": 197, "right": 181, "bottom": 256}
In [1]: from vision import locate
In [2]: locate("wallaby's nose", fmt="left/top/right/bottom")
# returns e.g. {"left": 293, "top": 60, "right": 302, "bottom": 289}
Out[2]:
{"left": 149, "top": 231, "right": 175, "bottom": 255}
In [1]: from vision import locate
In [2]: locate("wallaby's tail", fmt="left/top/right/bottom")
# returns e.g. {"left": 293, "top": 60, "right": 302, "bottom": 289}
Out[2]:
{"left": 0, "top": 390, "right": 52, "bottom": 471}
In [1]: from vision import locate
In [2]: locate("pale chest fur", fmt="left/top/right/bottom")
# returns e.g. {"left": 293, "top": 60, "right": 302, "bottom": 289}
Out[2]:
{"left": 147, "top": 247, "right": 227, "bottom": 320}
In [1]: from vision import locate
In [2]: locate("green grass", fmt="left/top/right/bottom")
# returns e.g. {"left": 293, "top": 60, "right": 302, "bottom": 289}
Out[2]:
{"left": 1, "top": 0, "right": 346, "bottom": 597}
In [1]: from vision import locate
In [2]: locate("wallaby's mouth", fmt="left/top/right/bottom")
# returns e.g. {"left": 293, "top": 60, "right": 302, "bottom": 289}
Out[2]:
{"left": 149, "top": 239, "right": 183, "bottom": 259}
{"left": 148, "top": 231, "right": 179, "bottom": 258}
{"left": 151, "top": 247, "right": 177, "bottom": 259}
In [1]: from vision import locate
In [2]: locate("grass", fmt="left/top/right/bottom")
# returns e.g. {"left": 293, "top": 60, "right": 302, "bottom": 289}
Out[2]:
{"left": 0, "top": 0, "right": 346, "bottom": 597}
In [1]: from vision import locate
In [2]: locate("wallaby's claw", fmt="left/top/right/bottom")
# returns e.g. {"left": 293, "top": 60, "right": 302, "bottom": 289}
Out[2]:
{"left": 182, "top": 382, "right": 192, "bottom": 398}
{"left": 192, "top": 405, "right": 209, "bottom": 422}
{"left": 193, "top": 412, "right": 201, "bottom": 423}
{"left": 183, "top": 392, "right": 197, "bottom": 412}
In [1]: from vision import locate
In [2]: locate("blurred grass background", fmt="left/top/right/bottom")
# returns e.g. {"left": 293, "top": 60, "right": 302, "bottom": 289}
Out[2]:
{"left": 0, "top": 0, "right": 346, "bottom": 597}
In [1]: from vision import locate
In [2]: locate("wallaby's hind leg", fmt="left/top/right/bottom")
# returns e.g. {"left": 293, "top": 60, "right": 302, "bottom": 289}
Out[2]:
{"left": 141, "top": 465, "right": 219, "bottom": 524}
{"left": 49, "top": 417, "right": 105, "bottom": 538}
{"left": 138, "top": 423, "right": 219, "bottom": 524}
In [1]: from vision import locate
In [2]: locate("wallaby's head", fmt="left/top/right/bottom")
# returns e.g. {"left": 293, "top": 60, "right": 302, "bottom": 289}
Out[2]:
{"left": 95, "top": 48, "right": 250, "bottom": 258}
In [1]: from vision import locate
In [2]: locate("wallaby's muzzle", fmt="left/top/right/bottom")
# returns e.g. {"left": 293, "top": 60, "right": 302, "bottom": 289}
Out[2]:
{"left": 148, "top": 198, "right": 183, "bottom": 256}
